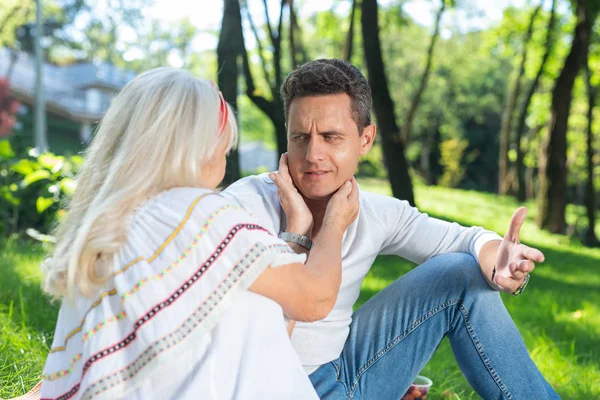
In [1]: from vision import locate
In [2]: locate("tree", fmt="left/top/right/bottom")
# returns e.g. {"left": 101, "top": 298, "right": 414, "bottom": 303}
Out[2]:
{"left": 498, "top": 4, "right": 542, "bottom": 195}
{"left": 402, "top": 0, "right": 447, "bottom": 145}
{"left": 537, "top": 0, "right": 593, "bottom": 233}
{"left": 239, "top": 0, "right": 291, "bottom": 157}
{"left": 361, "top": 0, "right": 415, "bottom": 205}
{"left": 583, "top": 34, "right": 599, "bottom": 246}
{"left": 217, "top": 0, "right": 243, "bottom": 185}
{"left": 514, "top": 0, "right": 557, "bottom": 201}
{"left": 343, "top": 0, "right": 357, "bottom": 62}
{"left": 287, "top": 0, "right": 308, "bottom": 67}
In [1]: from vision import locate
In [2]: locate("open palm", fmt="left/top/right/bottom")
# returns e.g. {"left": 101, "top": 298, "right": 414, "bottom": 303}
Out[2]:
{"left": 493, "top": 207, "right": 545, "bottom": 293}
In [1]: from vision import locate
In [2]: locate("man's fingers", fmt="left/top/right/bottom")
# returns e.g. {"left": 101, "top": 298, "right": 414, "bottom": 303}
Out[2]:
{"left": 269, "top": 172, "right": 293, "bottom": 194}
{"left": 278, "top": 153, "right": 292, "bottom": 182}
{"left": 349, "top": 177, "right": 359, "bottom": 201}
{"left": 520, "top": 244, "right": 545, "bottom": 263}
{"left": 507, "top": 262, "right": 525, "bottom": 279}
{"left": 504, "top": 207, "right": 527, "bottom": 242}
{"left": 517, "top": 259, "right": 535, "bottom": 274}
{"left": 332, "top": 180, "right": 352, "bottom": 199}
{"left": 494, "top": 275, "right": 517, "bottom": 292}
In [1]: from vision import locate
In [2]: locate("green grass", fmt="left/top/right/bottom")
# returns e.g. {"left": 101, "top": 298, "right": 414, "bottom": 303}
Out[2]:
{"left": 356, "top": 179, "right": 600, "bottom": 399}
{"left": 0, "top": 241, "right": 59, "bottom": 397}
{"left": 0, "top": 180, "right": 599, "bottom": 398}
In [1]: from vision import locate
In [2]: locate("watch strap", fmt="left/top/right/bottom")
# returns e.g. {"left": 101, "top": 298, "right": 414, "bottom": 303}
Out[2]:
{"left": 278, "top": 231, "right": 313, "bottom": 250}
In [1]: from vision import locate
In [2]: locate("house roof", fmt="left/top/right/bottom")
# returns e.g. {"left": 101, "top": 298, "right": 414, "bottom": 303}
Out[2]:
{"left": 0, "top": 48, "right": 135, "bottom": 123}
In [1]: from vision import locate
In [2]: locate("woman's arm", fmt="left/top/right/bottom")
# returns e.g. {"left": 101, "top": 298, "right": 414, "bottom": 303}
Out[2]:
{"left": 249, "top": 179, "right": 358, "bottom": 322}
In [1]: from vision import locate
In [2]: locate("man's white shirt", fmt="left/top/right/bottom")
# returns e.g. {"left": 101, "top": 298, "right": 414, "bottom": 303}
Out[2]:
{"left": 222, "top": 174, "right": 501, "bottom": 374}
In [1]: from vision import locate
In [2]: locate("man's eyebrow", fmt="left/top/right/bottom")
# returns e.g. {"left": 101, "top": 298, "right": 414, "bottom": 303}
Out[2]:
{"left": 289, "top": 130, "right": 309, "bottom": 135}
{"left": 320, "top": 130, "right": 345, "bottom": 136}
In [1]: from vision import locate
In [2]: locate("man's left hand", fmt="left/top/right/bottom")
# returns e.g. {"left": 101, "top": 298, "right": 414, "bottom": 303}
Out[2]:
{"left": 493, "top": 207, "right": 545, "bottom": 293}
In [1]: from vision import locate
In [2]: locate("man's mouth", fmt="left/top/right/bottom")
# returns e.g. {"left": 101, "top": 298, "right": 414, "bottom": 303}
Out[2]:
{"left": 304, "top": 171, "right": 330, "bottom": 178}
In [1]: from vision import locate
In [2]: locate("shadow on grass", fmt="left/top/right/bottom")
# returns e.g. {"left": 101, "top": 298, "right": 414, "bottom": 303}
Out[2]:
{"left": 356, "top": 245, "right": 600, "bottom": 376}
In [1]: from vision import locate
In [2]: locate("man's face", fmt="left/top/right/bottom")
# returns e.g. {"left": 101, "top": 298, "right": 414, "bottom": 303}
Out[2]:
{"left": 286, "top": 94, "right": 376, "bottom": 200}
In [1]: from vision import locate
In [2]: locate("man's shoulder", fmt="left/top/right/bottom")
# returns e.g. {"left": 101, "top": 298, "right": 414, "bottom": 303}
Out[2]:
{"left": 359, "top": 189, "right": 409, "bottom": 211}
{"left": 223, "top": 173, "right": 276, "bottom": 197}
{"left": 221, "top": 173, "right": 281, "bottom": 233}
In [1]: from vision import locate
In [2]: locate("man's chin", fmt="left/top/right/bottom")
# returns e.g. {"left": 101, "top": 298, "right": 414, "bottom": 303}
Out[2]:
{"left": 298, "top": 186, "right": 338, "bottom": 202}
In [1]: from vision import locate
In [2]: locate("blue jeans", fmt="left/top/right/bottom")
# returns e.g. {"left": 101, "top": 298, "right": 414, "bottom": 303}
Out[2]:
{"left": 309, "top": 253, "right": 560, "bottom": 400}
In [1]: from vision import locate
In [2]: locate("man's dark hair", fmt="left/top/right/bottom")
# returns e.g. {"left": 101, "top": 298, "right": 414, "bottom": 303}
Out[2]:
{"left": 280, "top": 59, "right": 372, "bottom": 134}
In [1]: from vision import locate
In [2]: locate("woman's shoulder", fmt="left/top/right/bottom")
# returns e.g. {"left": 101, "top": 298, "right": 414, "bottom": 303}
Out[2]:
{"left": 121, "top": 188, "right": 246, "bottom": 259}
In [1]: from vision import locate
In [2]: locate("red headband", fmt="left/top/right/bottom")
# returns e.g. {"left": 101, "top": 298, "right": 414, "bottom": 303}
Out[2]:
{"left": 209, "top": 81, "right": 228, "bottom": 136}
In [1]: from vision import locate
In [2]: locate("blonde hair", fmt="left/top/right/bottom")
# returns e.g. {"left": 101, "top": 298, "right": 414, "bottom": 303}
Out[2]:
{"left": 42, "top": 67, "right": 237, "bottom": 299}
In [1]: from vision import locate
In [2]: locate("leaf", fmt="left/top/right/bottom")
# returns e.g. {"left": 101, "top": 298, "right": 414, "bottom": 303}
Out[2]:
{"left": 36, "top": 196, "right": 55, "bottom": 213}
{"left": 38, "top": 154, "right": 64, "bottom": 173}
{"left": 10, "top": 159, "right": 38, "bottom": 176}
{"left": 0, "top": 140, "right": 15, "bottom": 159}
{"left": 22, "top": 170, "right": 51, "bottom": 186}
{"left": 59, "top": 178, "right": 76, "bottom": 196}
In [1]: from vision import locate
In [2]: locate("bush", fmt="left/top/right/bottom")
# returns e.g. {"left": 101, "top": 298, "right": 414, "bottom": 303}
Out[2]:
{"left": 0, "top": 140, "right": 81, "bottom": 239}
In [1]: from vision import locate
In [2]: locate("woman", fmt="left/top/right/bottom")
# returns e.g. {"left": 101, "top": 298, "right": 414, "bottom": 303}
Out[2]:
{"left": 40, "top": 68, "right": 358, "bottom": 400}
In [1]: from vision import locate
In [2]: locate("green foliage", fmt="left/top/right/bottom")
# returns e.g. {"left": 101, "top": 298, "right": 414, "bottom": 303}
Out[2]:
{"left": 0, "top": 140, "right": 81, "bottom": 239}
{"left": 438, "top": 138, "right": 468, "bottom": 188}
{"left": 357, "top": 143, "right": 387, "bottom": 179}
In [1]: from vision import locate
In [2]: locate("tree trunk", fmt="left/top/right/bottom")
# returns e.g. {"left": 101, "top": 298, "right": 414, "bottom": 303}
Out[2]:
{"left": 240, "top": 0, "right": 289, "bottom": 157}
{"left": 343, "top": 0, "right": 357, "bottom": 62}
{"left": 402, "top": 0, "right": 446, "bottom": 145}
{"left": 6, "top": 48, "right": 19, "bottom": 81}
{"left": 499, "top": 5, "right": 542, "bottom": 195}
{"left": 217, "top": 0, "right": 243, "bottom": 185}
{"left": 583, "top": 44, "right": 599, "bottom": 246}
{"left": 537, "top": 0, "right": 591, "bottom": 233}
{"left": 287, "top": 0, "right": 308, "bottom": 66}
{"left": 361, "top": 0, "right": 415, "bottom": 205}
{"left": 515, "top": 0, "right": 557, "bottom": 201}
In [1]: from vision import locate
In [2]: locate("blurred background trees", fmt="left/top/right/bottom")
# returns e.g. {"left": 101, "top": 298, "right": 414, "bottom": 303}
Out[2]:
{"left": 1, "top": 0, "right": 599, "bottom": 242}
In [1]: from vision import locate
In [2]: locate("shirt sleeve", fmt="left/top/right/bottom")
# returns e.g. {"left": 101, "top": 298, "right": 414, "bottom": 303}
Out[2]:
{"left": 378, "top": 196, "right": 502, "bottom": 264}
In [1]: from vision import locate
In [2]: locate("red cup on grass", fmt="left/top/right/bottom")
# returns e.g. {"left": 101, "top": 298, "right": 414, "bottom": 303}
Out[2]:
{"left": 401, "top": 375, "right": 433, "bottom": 400}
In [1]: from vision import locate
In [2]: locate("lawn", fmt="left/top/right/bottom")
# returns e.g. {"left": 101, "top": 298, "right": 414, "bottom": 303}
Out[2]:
{"left": 0, "top": 180, "right": 599, "bottom": 399}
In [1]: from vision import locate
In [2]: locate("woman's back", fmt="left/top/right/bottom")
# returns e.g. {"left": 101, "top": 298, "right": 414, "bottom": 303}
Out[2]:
{"left": 41, "top": 188, "right": 315, "bottom": 399}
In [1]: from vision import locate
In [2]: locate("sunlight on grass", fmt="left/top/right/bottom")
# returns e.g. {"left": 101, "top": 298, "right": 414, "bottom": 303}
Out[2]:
{"left": 357, "top": 178, "right": 600, "bottom": 399}
{"left": 0, "top": 179, "right": 599, "bottom": 398}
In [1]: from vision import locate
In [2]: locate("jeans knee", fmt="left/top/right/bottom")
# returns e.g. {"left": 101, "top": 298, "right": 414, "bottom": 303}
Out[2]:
{"left": 430, "top": 253, "right": 487, "bottom": 291}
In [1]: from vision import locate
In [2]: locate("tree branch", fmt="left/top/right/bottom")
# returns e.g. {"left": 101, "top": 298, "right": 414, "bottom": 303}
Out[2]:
{"left": 343, "top": 0, "right": 357, "bottom": 62}
{"left": 242, "top": 1, "right": 274, "bottom": 92}
{"left": 273, "top": 0, "right": 286, "bottom": 90}
{"left": 288, "top": 0, "right": 308, "bottom": 64}
{"left": 402, "top": 0, "right": 446, "bottom": 144}
{"left": 261, "top": 0, "right": 276, "bottom": 45}
{"left": 499, "top": 3, "right": 542, "bottom": 194}
{"left": 239, "top": 23, "right": 274, "bottom": 119}
{"left": 514, "top": 0, "right": 556, "bottom": 200}
{"left": 288, "top": 0, "right": 297, "bottom": 67}
{"left": 0, "top": 5, "right": 24, "bottom": 39}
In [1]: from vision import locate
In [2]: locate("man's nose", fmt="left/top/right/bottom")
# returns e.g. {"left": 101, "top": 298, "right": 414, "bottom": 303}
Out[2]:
{"left": 306, "top": 137, "right": 325, "bottom": 163}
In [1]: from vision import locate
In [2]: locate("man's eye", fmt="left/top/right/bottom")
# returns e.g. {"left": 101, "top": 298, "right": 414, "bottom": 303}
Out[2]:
{"left": 325, "top": 135, "right": 339, "bottom": 141}
{"left": 293, "top": 135, "right": 307, "bottom": 141}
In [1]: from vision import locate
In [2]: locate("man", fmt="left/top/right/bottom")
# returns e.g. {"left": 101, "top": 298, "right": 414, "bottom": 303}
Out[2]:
{"left": 223, "top": 59, "right": 559, "bottom": 399}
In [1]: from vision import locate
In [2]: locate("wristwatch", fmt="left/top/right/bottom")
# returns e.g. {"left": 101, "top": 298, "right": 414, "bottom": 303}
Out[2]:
{"left": 279, "top": 231, "right": 313, "bottom": 250}
{"left": 512, "top": 273, "right": 530, "bottom": 296}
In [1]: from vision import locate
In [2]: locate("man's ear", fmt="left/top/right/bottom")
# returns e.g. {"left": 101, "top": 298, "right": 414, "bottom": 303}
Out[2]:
{"left": 359, "top": 124, "right": 377, "bottom": 156}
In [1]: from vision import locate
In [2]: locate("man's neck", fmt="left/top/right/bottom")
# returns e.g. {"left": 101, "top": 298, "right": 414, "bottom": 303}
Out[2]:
{"left": 304, "top": 196, "right": 330, "bottom": 240}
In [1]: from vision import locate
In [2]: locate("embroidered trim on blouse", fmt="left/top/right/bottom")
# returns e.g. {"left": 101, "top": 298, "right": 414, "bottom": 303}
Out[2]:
{"left": 49, "top": 192, "right": 214, "bottom": 354}
{"left": 45, "top": 224, "right": 270, "bottom": 400}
